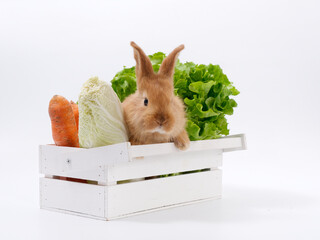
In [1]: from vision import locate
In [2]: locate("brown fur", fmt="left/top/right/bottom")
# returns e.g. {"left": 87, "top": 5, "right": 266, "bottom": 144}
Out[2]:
{"left": 122, "top": 42, "right": 190, "bottom": 150}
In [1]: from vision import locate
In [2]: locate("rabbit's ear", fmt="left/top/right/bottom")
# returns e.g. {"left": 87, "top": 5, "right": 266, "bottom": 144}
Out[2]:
{"left": 130, "top": 42, "right": 154, "bottom": 81}
{"left": 159, "top": 44, "right": 184, "bottom": 77}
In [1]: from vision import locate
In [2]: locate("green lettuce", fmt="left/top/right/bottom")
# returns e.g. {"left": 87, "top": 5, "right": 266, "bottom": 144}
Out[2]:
{"left": 111, "top": 52, "right": 239, "bottom": 140}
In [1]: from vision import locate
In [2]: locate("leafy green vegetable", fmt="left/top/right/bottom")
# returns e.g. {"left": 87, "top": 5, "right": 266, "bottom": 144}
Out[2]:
{"left": 111, "top": 52, "right": 239, "bottom": 140}
{"left": 79, "top": 76, "right": 128, "bottom": 148}
{"left": 110, "top": 67, "right": 137, "bottom": 102}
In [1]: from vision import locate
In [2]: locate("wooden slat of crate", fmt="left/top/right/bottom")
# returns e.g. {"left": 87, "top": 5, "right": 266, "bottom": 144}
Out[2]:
{"left": 106, "top": 169, "right": 222, "bottom": 219}
{"left": 107, "top": 149, "right": 222, "bottom": 182}
{"left": 129, "top": 134, "right": 245, "bottom": 158}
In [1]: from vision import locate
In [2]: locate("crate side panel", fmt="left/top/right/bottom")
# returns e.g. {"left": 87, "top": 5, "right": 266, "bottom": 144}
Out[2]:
{"left": 39, "top": 145, "right": 84, "bottom": 173}
{"left": 106, "top": 170, "right": 222, "bottom": 219}
{"left": 39, "top": 145, "right": 103, "bottom": 181}
{"left": 39, "top": 142, "right": 130, "bottom": 182}
{"left": 108, "top": 150, "right": 222, "bottom": 182}
{"left": 40, "top": 178, "right": 105, "bottom": 218}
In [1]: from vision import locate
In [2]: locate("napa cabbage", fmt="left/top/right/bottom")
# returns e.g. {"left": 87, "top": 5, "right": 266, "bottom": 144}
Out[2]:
{"left": 78, "top": 76, "right": 128, "bottom": 148}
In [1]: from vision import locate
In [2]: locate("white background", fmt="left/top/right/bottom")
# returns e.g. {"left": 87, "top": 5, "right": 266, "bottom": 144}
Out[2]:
{"left": 1, "top": 0, "right": 320, "bottom": 239}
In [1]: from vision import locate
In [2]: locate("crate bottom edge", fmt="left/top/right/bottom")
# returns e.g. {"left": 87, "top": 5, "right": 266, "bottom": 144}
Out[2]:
{"left": 40, "top": 195, "right": 221, "bottom": 221}
{"left": 40, "top": 206, "right": 107, "bottom": 221}
{"left": 108, "top": 195, "right": 222, "bottom": 220}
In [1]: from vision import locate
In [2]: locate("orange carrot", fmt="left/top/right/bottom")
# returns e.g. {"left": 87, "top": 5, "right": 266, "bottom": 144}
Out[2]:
{"left": 70, "top": 101, "right": 79, "bottom": 131}
{"left": 49, "top": 95, "right": 79, "bottom": 147}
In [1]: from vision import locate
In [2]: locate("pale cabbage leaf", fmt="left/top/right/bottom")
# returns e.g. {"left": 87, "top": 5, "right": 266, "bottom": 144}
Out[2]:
{"left": 79, "top": 76, "right": 128, "bottom": 148}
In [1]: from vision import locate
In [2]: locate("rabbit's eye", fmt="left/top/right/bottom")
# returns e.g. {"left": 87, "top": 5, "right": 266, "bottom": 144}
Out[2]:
{"left": 144, "top": 98, "right": 148, "bottom": 106}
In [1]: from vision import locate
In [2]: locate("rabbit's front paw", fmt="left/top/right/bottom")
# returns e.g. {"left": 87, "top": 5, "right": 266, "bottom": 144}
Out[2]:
{"left": 173, "top": 130, "right": 190, "bottom": 150}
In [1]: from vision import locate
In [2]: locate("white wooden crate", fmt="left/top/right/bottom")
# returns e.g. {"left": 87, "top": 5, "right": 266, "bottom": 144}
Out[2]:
{"left": 39, "top": 134, "right": 246, "bottom": 220}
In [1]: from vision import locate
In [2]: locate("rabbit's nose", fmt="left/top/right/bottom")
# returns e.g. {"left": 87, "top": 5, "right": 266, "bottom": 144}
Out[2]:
{"left": 156, "top": 115, "right": 166, "bottom": 126}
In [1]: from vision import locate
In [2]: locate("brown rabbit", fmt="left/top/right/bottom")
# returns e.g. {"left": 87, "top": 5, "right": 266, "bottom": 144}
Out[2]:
{"left": 122, "top": 42, "right": 190, "bottom": 150}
